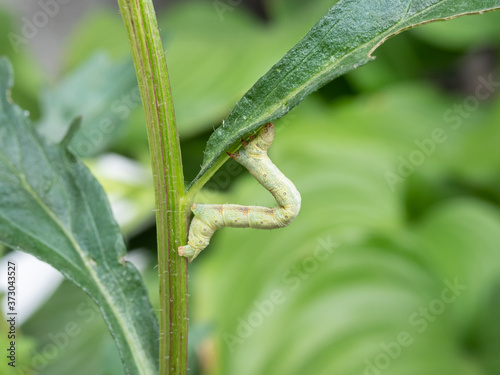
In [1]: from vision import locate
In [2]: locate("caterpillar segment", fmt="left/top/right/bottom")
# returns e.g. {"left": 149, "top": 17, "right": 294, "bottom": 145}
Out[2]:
{"left": 179, "top": 123, "right": 301, "bottom": 262}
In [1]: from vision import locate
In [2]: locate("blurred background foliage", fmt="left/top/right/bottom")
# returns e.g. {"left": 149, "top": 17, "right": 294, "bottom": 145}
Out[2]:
{"left": 0, "top": 0, "right": 500, "bottom": 374}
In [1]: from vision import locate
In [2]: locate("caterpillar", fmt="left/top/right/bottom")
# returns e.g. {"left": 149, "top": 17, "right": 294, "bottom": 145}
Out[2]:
{"left": 178, "top": 123, "right": 301, "bottom": 262}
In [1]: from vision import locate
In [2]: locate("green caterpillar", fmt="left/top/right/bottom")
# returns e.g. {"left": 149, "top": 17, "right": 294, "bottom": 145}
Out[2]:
{"left": 179, "top": 123, "right": 301, "bottom": 262}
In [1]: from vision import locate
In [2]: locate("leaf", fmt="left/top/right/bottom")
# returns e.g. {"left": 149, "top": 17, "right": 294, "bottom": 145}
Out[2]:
{"left": 411, "top": 10, "right": 500, "bottom": 50}
{"left": 37, "top": 54, "right": 139, "bottom": 158}
{"left": 0, "top": 8, "right": 44, "bottom": 119}
{"left": 21, "top": 280, "right": 123, "bottom": 375}
{"left": 415, "top": 199, "right": 500, "bottom": 328}
{"left": 159, "top": 2, "right": 322, "bottom": 138}
{"left": 194, "top": 0, "right": 500, "bottom": 187}
{"left": 0, "top": 58, "right": 158, "bottom": 375}
{"left": 473, "top": 279, "right": 500, "bottom": 374}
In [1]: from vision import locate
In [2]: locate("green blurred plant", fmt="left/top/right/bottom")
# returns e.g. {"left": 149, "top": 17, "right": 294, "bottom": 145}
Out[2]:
{"left": 1, "top": 1, "right": 500, "bottom": 375}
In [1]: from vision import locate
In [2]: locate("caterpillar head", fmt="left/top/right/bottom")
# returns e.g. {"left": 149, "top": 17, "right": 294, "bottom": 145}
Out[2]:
{"left": 259, "top": 122, "right": 274, "bottom": 147}
{"left": 227, "top": 122, "right": 275, "bottom": 161}
{"left": 242, "top": 122, "right": 275, "bottom": 155}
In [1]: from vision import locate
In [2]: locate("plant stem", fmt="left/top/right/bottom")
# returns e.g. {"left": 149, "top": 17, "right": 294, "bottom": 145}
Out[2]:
{"left": 117, "top": 1, "right": 188, "bottom": 374}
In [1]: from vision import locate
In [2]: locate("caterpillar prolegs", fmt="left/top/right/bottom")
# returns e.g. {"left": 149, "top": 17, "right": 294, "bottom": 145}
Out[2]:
{"left": 178, "top": 123, "right": 301, "bottom": 262}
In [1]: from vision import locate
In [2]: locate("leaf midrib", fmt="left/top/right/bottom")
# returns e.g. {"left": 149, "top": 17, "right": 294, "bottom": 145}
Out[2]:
{"left": 225, "top": 0, "right": 439, "bottom": 135}
{"left": 0, "top": 131, "right": 154, "bottom": 374}
{"left": 18, "top": 167, "right": 153, "bottom": 372}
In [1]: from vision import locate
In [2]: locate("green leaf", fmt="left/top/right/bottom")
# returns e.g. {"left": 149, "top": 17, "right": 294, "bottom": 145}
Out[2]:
{"left": 415, "top": 199, "right": 500, "bottom": 329}
{"left": 411, "top": 10, "right": 500, "bottom": 50}
{"left": 0, "top": 58, "right": 158, "bottom": 375}
{"left": 0, "top": 8, "right": 44, "bottom": 119}
{"left": 472, "top": 279, "right": 500, "bottom": 374}
{"left": 193, "top": 0, "right": 500, "bottom": 188}
{"left": 37, "top": 54, "right": 138, "bottom": 158}
{"left": 21, "top": 280, "right": 123, "bottom": 375}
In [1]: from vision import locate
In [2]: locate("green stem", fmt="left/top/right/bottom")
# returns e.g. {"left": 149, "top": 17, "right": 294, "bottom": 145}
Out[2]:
{"left": 117, "top": 1, "right": 188, "bottom": 374}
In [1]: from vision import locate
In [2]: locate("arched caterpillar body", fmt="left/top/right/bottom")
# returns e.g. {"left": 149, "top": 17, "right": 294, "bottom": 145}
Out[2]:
{"left": 179, "top": 123, "right": 301, "bottom": 262}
